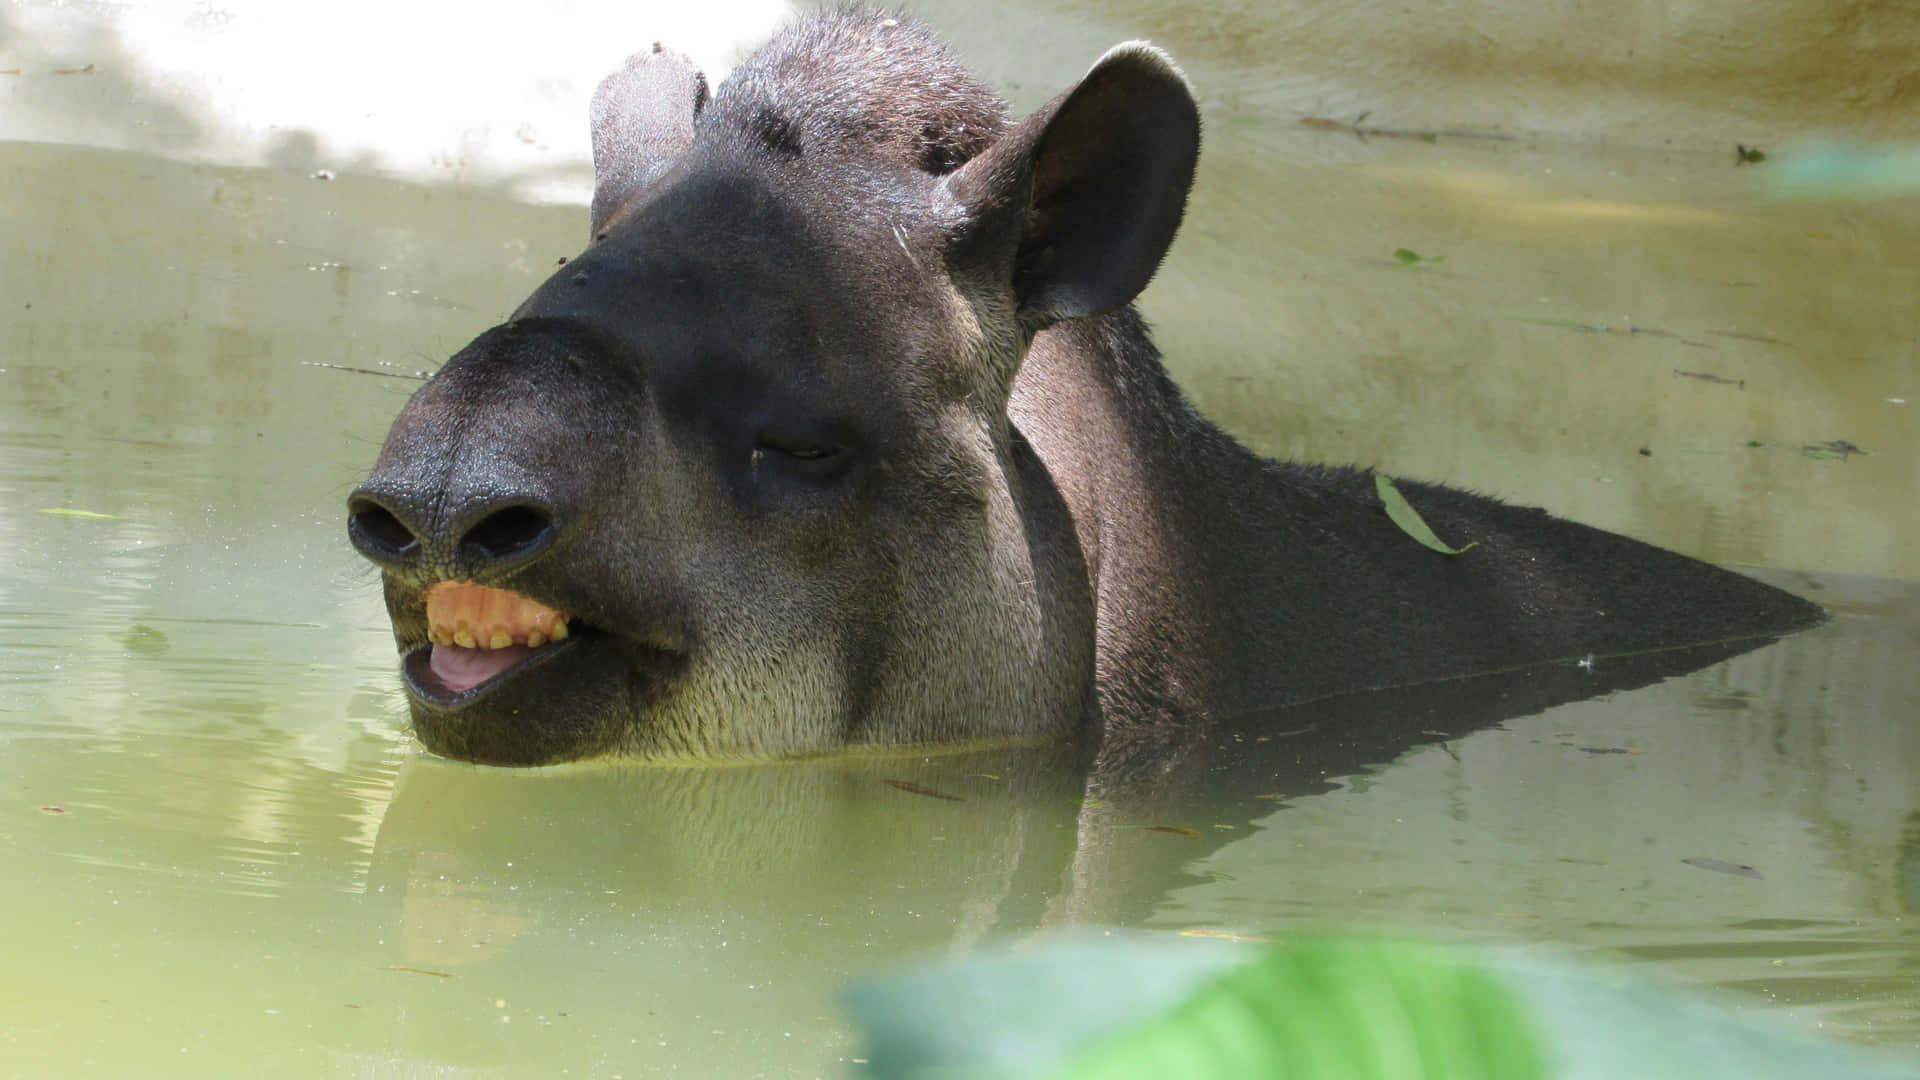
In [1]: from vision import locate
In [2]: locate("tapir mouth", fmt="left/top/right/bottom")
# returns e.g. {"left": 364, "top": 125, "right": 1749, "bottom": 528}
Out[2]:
{"left": 404, "top": 581, "right": 583, "bottom": 703}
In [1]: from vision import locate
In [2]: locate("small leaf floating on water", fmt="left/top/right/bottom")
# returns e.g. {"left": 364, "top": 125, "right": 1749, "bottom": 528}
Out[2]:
{"left": 1376, "top": 474, "right": 1478, "bottom": 555}
{"left": 1674, "top": 368, "right": 1746, "bottom": 388}
{"left": 1145, "top": 826, "right": 1202, "bottom": 838}
{"left": 1392, "top": 247, "right": 1446, "bottom": 265}
{"left": 884, "top": 779, "right": 963, "bottom": 802}
{"left": 40, "top": 507, "right": 123, "bottom": 520}
{"left": 121, "top": 624, "right": 170, "bottom": 655}
{"left": 1702, "top": 329, "right": 1792, "bottom": 348}
{"left": 1801, "top": 439, "right": 1867, "bottom": 461}
{"left": 1682, "top": 856, "right": 1763, "bottom": 880}
{"left": 40, "top": 806, "right": 66, "bottom": 815}
{"left": 386, "top": 965, "right": 453, "bottom": 978}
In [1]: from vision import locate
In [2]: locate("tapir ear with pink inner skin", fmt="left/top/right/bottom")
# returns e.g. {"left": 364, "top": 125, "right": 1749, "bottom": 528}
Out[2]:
{"left": 941, "top": 43, "right": 1202, "bottom": 332}
{"left": 589, "top": 44, "right": 710, "bottom": 240}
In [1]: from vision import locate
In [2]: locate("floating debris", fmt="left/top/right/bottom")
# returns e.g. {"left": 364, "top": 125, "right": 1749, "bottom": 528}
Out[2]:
{"left": 39, "top": 507, "right": 122, "bottom": 520}
{"left": 884, "top": 779, "right": 963, "bottom": 802}
{"left": 1703, "top": 329, "right": 1792, "bottom": 348}
{"left": 1300, "top": 113, "right": 1485, "bottom": 144}
{"left": 1512, "top": 316, "right": 1709, "bottom": 348}
{"left": 1674, "top": 369, "right": 1746, "bottom": 388}
{"left": 1682, "top": 857, "right": 1762, "bottom": 880}
{"left": 301, "top": 361, "right": 429, "bottom": 381}
{"left": 1801, "top": 439, "right": 1867, "bottom": 461}
{"left": 1735, "top": 144, "right": 1767, "bottom": 165}
{"left": 1392, "top": 247, "right": 1444, "bottom": 265}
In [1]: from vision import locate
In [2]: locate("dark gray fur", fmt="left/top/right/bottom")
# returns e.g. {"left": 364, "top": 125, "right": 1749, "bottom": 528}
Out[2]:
{"left": 349, "top": 10, "right": 1820, "bottom": 765}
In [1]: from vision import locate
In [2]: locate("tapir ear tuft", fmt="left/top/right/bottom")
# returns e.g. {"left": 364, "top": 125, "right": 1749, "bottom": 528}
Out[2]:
{"left": 944, "top": 42, "right": 1200, "bottom": 328}
{"left": 590, "top": 45, "right": 710, "bottom": 240}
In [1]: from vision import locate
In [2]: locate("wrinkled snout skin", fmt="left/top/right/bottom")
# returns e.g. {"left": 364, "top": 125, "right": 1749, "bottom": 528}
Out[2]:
{"left": 349, "top": 11, "right": 1821, "bottom": 766}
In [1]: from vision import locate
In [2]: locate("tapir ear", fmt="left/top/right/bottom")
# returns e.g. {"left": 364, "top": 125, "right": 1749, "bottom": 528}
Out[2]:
{"left": 944, "top": 43, "right": 1200, "bottom": 328}
{"left": 589, "top": 44, "right": 709, "bottom": 240}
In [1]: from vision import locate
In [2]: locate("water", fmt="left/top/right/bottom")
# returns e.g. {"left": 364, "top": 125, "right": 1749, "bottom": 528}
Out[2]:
{"left": 3, "top": 69, "right": 1918, "bottom": 1080}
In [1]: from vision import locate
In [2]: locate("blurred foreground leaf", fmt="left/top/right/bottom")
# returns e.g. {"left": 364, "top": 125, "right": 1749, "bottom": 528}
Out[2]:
{"left": 1048, "top": 938, "right": 1541, "bottom": 1080}
{"left": 1376, "top": 474, "right": 1477, "bottom": 555}
{"left": 39, "top": 507, "right": 123, "bottom": 520}
{"left": 847, "top": 934, "right": 1920, "bottom": 1080}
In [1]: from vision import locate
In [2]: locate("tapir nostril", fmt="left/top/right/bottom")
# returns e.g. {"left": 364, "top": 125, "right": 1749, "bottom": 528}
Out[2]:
{"left": 348, "top": 499, "right": 419, "bottom": 561}
{"left": 462, "top": 504, "right": 557, "bottom": 564}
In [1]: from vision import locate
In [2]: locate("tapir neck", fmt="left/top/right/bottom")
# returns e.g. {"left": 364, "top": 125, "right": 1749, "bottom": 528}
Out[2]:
{"left": 1010, "top": 310, "right": 1241, "bottom": 722}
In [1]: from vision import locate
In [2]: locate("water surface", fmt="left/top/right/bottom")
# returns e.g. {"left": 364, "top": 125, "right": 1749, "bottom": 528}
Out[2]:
{"left": 2, "top": 84, "right": 1916, "bottom": 1079}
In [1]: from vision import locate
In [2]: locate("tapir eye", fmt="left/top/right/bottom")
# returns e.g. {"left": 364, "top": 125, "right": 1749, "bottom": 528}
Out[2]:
{"left": 758, "top": 436, "right": 832, "bottom": 460}
{"left": 750, "top": 429, "right": 854, "bottom": 486}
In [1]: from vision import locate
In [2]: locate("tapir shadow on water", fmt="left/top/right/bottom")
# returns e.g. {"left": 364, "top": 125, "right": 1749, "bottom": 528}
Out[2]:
{"left": 347, "top": 9, "right": 1822, "bottom": 766}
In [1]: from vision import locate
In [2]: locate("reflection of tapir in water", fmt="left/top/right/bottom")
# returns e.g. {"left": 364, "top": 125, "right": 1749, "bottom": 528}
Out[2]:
{"left": 347, "top": 9, "right": 1820, "bottom": 766}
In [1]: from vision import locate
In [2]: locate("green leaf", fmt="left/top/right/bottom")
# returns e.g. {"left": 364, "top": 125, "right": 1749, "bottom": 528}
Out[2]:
{"left": 845, "top": 934, "right": 1920, "bottom": 1080}
{"left": 120, "top": 624, "right": 170, "bottom": 655}
{"left": 39, "top": 507, "right": 123, "bottom": 520}
{"left": 1049, "top": 938, "right": 1544, "bottom": 1080}
{"left": 1393, "top": 248, "right": 1445, "bottom": 265}
{"left": 1376, "top": 474, "right": 1477, "bottom": 555}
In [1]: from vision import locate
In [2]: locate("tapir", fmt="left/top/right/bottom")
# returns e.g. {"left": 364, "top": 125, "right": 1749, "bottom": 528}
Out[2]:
{"left": 347, "top": 10, "right": 1822, "bottom": 765}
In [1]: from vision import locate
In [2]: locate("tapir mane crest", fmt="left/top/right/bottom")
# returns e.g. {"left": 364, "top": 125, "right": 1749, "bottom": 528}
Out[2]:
{"left": 705, "top": 9, "right": 1010, "bottom": 175}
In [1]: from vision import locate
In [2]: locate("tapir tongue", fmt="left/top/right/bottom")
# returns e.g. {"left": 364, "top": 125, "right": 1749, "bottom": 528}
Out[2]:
{"left": 429, "top": 643, "right": 535, "bottom": 694}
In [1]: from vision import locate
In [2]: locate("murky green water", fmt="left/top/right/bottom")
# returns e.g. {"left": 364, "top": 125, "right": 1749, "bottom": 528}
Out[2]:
{"left": 3, "top": 79, "right": 1917, "bottom": 1078}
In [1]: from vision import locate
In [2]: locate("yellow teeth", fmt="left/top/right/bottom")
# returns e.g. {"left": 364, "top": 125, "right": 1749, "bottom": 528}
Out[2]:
{"left": 424, "top": 582, "right": 574, "bottom": 651}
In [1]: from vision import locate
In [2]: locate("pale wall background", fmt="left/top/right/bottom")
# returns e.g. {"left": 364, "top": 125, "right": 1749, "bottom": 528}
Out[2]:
{"left": 4, "top": 0, "right": 1916, "bottom": 202}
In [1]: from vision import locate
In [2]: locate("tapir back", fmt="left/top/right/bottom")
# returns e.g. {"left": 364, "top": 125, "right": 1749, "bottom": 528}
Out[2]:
{"left": 1009, "top": 311, "right": 1822, "bottom": 726}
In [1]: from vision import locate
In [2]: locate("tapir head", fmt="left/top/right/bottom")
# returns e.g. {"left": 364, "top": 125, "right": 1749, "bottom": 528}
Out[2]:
{"left": 348, "top": 14, "right": 1200, "bottom": 764}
